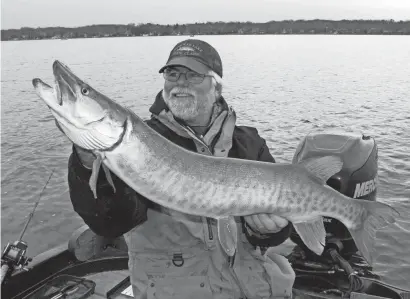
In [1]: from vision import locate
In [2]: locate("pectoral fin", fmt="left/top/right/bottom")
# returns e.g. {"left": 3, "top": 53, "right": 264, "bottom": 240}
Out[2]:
{"left": 102, "top": 163, "right": 116, "bottom": 193}
{"left": 89, "top": 154, "right": 116, "bottom": 198}
{"left": 89, "top": 154, "right": 103, "bottom": 199}
{"left": 293, "top": 217, "right": 326, "bottom": 256}
{"left": 217, "top": 216, "right": 238, "bottom": 257}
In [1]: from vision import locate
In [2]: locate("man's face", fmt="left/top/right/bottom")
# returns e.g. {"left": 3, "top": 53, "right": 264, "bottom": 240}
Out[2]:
{"left": 162, "top": 66, "right": 217, "bottom": 126}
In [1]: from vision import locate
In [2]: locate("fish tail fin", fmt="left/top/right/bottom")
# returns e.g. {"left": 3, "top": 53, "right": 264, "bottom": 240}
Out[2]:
{"left": 348, "top": 200, "right": 399, "bottom": 266}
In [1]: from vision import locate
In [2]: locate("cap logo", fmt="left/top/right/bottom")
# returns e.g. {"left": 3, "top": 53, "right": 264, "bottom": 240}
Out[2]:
{"left": 174, "top": 42, "right": 204, "bottom": 55}
{"left": 176, "top": 46, "right": 196, "bottom": 52}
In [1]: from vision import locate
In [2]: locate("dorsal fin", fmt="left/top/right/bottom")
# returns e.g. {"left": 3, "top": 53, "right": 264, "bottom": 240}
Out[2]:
{"left": 299, "top": 156, "right": 343, "bottom": 183}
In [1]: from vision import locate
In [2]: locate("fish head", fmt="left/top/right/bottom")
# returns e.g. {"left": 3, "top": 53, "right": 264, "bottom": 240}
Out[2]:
{"left": 33, "top": 60, "right": 127, "bottom": 151}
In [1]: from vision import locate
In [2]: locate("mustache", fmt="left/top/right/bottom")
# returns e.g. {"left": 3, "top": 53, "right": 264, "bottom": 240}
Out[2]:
{"left": 169, "top": 87, "right": 196, "bottom": 97}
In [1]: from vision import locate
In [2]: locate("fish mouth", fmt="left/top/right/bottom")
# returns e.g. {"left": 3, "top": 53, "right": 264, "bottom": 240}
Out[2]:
{"left": 32, "top": 78, "right": 51, "bottom": 90}
{"left": 32, "top": 77, "right": 61, "bottom": 107}
{"left": 52, "top": 60, "right": 82, "bottom": 105}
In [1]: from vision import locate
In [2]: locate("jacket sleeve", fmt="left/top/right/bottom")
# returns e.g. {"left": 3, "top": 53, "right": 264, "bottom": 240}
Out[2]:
{"left": 67, "top": 145, "right": 150, "bottom": 238}
{"left": 242, "top": 135, "right": 293, "bottom": 248}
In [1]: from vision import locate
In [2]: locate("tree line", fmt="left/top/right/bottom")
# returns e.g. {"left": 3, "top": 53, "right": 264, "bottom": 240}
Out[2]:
{"left": 2, "top": 19, "right": 409, "bottom": 41}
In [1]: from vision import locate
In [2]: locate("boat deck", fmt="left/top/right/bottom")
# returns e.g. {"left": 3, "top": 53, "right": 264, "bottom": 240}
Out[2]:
{"left": 4, "top": 225, "right": 409, "bottom": 299}
{"left": 86, "top": 270, "right": 131, "bottom": 299}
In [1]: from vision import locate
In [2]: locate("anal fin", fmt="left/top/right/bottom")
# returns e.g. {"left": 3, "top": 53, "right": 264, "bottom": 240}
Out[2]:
{"left": 293, "top": 217, "right": 326, "bottom": 256}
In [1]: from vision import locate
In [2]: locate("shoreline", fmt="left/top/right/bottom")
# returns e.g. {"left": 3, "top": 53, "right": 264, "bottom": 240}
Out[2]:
{"left": 2, "top": 19, "right": 409, "bottom": 41}
{"left": 2, "top": 32, "right": 410, "bottom": 42}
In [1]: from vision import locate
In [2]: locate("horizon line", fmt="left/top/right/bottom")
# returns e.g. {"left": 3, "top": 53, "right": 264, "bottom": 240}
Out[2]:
{"left": 3, "top": 18, "right": 410, "bottom": 31}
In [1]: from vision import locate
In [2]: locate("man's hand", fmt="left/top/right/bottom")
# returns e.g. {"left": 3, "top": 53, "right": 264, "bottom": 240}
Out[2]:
{"left": 244, "top": 214, "right": 289, "bottom": 234}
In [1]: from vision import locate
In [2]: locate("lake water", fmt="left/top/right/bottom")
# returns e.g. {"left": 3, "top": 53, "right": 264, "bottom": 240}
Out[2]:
{"left": 1, "top": 35, "right": 410, "bottom": 289}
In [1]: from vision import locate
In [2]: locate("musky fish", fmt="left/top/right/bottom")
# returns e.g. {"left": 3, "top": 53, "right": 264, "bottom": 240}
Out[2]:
{"left": 32, "top": 60, "right": 399, "bottom": 265}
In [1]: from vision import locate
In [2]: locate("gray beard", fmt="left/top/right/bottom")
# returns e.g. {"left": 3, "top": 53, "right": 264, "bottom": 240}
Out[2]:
{"left": 162, "top": 89, "right": 215, "bottom": 123}
{"left": 166, "top": 96, "right": 200, "bottom": 120}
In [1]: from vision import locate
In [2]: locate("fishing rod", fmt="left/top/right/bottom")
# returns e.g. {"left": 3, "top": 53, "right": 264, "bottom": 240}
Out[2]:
{"left": 1, "top": 170, "right": 54, "bottom": 285}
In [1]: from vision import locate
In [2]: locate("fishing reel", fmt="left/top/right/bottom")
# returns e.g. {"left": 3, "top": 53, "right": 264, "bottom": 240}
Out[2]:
{"left": 1, "top": 240, "right": 32, "bottom": 284}
{"left": 2, "top": 240, "right": 31, "bottom": 269}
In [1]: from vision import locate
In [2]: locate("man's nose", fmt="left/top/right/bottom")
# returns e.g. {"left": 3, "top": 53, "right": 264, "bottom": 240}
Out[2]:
{"left": 176, "top": 73, "right": 189, "bottom": 86}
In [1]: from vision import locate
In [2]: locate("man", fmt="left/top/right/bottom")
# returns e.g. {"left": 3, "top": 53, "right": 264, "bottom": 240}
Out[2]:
{"left": 67, "top": 39, "right": 295, "bottom": 298}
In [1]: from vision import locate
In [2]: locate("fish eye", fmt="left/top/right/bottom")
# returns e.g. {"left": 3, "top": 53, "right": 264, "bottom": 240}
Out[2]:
{"left": 81, "top": 87, "right": 89, "bottom": 95}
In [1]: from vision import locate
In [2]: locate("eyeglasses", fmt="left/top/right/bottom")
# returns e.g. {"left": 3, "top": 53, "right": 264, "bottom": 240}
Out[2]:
{"left": 163, "top": 68, "right": 213, "bottom": 84}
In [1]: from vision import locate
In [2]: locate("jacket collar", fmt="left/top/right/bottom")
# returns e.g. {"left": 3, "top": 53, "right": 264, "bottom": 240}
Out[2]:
{"left": 149, "top": 91, "right": 170, "bottom": 115}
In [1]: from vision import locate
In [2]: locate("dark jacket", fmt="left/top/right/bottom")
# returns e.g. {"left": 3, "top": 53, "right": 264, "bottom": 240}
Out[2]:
{"left": 67, "top": 94, "right": 292, "bottom": 247}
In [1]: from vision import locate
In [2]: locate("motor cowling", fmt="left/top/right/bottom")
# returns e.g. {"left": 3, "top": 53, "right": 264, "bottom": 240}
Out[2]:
{"left": 290, "top": 131, "right": 379, "bottom": 257}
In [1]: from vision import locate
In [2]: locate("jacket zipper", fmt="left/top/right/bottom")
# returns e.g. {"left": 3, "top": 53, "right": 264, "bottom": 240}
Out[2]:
{"left": 206, "top": 218, "right": 213, "bottom": 240}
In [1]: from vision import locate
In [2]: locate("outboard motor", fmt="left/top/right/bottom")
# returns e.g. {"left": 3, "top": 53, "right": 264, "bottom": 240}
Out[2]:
{"left": 290, "top": 131, "right": 378, "bottom": 258}
{"left": 289, "top": 132, "right": 410, "bottom": 299}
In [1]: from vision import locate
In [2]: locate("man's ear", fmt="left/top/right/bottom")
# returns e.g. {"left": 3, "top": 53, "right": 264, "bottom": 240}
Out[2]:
{"left": 215, "top": 83, "right": 222, "bottom": 99}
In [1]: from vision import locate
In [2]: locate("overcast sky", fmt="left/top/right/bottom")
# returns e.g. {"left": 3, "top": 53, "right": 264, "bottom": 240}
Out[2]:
{"left": 2, "top": 0, "right": 410, "bottom": 30}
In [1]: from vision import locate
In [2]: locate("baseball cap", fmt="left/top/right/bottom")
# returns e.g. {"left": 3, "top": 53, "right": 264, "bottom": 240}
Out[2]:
{"left": 158, "top": 39, "right": 223, "bottom": 77}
